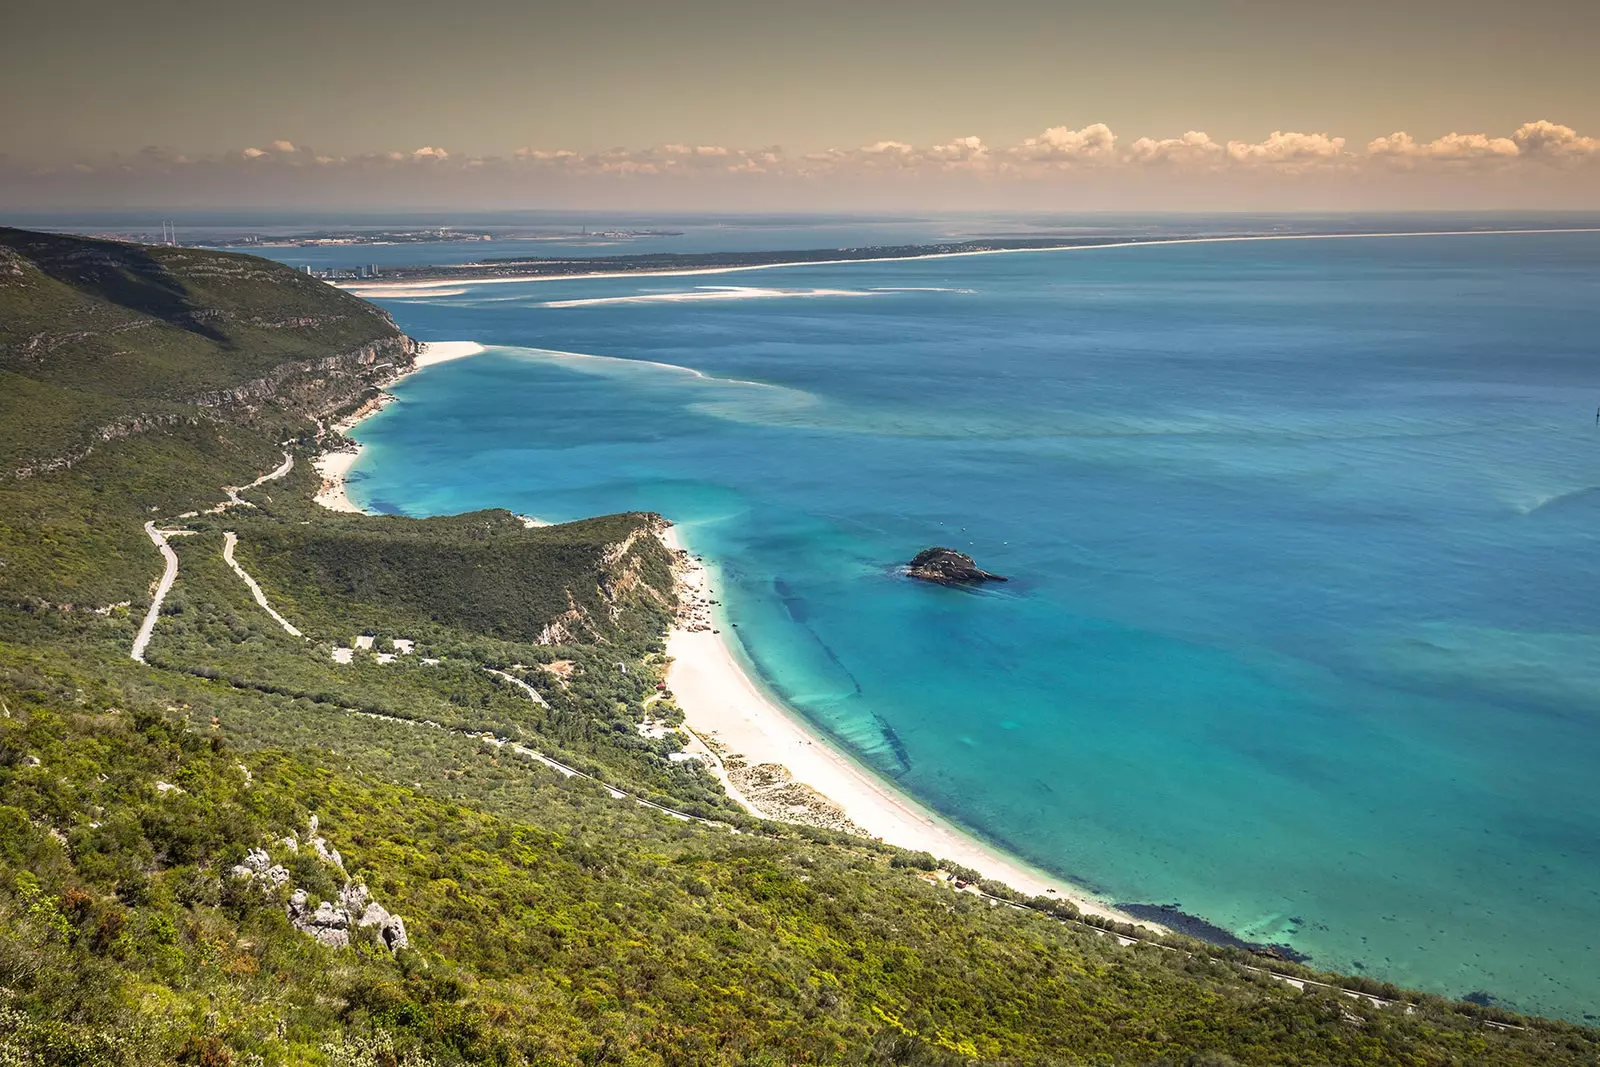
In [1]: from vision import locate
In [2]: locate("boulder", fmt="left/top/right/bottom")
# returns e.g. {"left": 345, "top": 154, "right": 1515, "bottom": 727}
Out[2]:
{"left": 359, "top": 901, "right": 409, "bottom": 951}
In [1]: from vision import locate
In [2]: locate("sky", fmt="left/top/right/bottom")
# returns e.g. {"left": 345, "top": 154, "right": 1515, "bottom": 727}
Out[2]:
{"left": 2, "top": 0, "right": 1597, "bottom": 211}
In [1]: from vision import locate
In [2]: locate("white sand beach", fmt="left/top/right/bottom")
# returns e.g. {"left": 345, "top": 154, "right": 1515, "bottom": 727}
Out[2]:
{"left": 412, "top": 340, "right": 486, "bottom": 368}
{"left": 660, "top": 524, "right": 1149, "bottom": 928}
{"left": 312, "top": 448, "right": 365, "bottom": 513}
{"left": 311, "top": 341, "right": 487, "bottom": 514}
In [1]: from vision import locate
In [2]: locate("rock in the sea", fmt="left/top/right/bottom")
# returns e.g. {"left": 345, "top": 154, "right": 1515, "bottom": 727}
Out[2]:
{"left": 906, "top": 547, "right": 1008, "bottom": 585}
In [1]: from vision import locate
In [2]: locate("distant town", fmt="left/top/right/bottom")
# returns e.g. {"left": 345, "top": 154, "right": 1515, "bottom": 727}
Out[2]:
{"left": 226, "top": 228, "right": 495, "bottom": 248}
{"left": 219, "top": 226, "right": 684, "bottom": 250}
{"left": 303, "top": 264, "right": 384, "bottom": 281}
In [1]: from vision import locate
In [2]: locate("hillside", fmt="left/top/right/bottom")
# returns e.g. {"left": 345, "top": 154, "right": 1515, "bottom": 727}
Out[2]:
{"left": 0, "top": 228, "right": 1595, "bottom": 1065}
{"left": 0, "top": 226, "right": 413, "bottom": 476}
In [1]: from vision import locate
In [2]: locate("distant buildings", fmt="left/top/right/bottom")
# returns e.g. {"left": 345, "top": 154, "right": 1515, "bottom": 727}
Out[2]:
{"left": 301, "top": 264, "right": 382, "bottom": 282}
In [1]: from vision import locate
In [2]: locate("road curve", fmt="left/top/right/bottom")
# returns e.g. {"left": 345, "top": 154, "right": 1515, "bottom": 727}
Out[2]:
{"left": 130, "top": 522, "right": 180, "bottom": 662}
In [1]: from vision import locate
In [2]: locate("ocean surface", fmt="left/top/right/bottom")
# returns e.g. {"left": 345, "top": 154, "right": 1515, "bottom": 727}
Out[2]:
{"left": 341, "top": 228, "right": 1598, "bottom": 1020}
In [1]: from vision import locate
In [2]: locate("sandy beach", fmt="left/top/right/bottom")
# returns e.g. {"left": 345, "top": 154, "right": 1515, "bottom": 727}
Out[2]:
{"left": 660, "top": 524, "right": 1147, "bottom": 927}
{"left": 312, "top": 341, "right": 486, "bottom": 513}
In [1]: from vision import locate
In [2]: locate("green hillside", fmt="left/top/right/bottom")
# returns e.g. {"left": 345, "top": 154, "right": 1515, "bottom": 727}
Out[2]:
{"left": 0, "top": 229, "right": 1595, "bottom": 1065}
{"left": 0, "top": 226, "right": 411, "bottom": 475}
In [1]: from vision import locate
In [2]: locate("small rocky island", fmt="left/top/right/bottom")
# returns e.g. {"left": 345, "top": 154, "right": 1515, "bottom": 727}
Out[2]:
{"left": 906, "top": 547, "right": 1008, "bottom": 585}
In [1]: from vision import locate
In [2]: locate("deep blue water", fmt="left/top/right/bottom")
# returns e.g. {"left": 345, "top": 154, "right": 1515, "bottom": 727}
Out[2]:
{"left": 345, "top": 231, "right": 1600, "bottom": 1020}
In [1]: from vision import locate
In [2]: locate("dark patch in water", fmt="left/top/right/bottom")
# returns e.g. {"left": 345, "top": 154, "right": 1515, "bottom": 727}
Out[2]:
{"left": 871, "top": 711, "right": 912, "bottom": 776}
{"left": 1462, "top": 990, "right": 1498, "bottom": 1007}
{"left": 1114, "top": 903, "right": 1310, "bottom": 963}
{"left": 773, "top": 577, "right": 809, "bottom": 622}
{"left": 367, "top": 499, "right": 403, "bottom": 516}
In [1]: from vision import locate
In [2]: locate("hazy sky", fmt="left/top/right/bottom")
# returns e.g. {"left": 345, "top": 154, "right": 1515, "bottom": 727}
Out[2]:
{"left": 3, "top": 0, "right": 1597, "bottom": 210}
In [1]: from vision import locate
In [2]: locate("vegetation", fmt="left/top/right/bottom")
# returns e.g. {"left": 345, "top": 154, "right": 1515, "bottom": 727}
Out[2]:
{"left": 0, "top": 228, "right": 1594, "bottom": 1064}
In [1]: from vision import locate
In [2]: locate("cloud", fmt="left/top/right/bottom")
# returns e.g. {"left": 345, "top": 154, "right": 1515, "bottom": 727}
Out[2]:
{"left": 1224, "top": 131, "right": 1346, "bottom": 167}
{"left": 511, "top": 143, "right": 780, "bottom": 176}
{"left": 112, "top": 122, "right": 1600, "bottom": 179}
{"left": 1365, "top": 121, "right": 1598, "bottom": 169}
{"left": 1367, "top": 130, "right": 1519, "bottom": 164}
{"left": 1010, "top": 123, "right": 1117, "bottom": 165}
{"left": 1512, "top": 120, "right": 1600, "bottom": 159}
{"left": 12, "top": 120, "right": 1596, "bottom": 211}
{"left": 1126, "top": 131, "right": 1225, "bottom": 166}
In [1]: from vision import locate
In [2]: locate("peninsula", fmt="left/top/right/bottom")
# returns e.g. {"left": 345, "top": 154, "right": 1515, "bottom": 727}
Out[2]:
{"left": 338, "top": 236, "right": 1157, "bottom": 283}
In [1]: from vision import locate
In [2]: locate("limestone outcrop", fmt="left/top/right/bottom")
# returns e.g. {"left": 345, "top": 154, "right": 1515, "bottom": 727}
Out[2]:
{"left": 229, "top": 816, "right": 409, "bottom": 953}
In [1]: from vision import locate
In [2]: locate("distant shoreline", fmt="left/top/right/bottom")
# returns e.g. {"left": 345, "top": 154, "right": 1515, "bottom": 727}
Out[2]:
{"left": 337, "top": 226, "right": 1600, "bottom": 295}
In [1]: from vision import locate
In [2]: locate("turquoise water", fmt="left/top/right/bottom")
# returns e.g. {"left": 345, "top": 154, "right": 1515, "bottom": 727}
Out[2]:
{"left": 347, "top": 232, "right": 1600, "bottom": 1021}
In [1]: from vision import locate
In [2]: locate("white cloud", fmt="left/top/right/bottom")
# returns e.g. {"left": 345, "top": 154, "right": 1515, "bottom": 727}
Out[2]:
{"left": 24, "top": 120, "right": 1598, "bottom": 203}
{"left": 1225, "top": 131, "right": 1346, "bottom": 167}
{"left": 1010, "top": 123, "right": 1117, "bottom": 164}
{"left": 1126, "top": 131, "right": 1225, "bottom": 166}
{"left": 1512, "top": 120, "right": 1600, "bottom": 158}
{"left": 925, "top": 136, "right": 989, "bottom": 168}
{"left": 1367, "top": 130, "right": 1518, "bottom": 164}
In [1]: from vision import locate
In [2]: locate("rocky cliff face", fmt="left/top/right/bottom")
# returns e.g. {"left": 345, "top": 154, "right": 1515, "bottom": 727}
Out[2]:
{"left": 6, "top": 335, "right": 417, "bottom": 480}
{"left": 906, "top": 547, "right": 1008, "bottom": 584}
{"left": 189, "top": 334, "right": 418, "bottom": 417}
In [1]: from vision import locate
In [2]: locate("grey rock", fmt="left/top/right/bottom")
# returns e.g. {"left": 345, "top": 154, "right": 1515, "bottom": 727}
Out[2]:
{"left": 314, "top": 928, "right": 350, "bottom": 949}
{"left": 357, "top": 901, "right": 391, "bottom": 929}
{"left": 358, "top": 901, "right": 409, "bottom": 951}
{"left": 339, "top": 882, "right": 369, "bottom": 914}
{"left": 380, "top": 914, "right": 409, "bottom": 952}
{"left": 311, "top": 836, "right": 343, "bottom": 869}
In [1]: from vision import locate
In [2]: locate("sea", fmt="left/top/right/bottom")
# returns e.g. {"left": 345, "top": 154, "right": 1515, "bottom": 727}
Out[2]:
{"left": 243, "top": 216, "right": 1598, "bottom": 1020}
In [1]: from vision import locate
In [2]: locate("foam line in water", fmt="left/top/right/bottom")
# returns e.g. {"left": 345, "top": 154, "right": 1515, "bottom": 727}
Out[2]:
{"left": 506, "top": 344, "right": 807, "bottom": 394}
{"left": 538, "top": 285, "right": 884, "bottom": 308}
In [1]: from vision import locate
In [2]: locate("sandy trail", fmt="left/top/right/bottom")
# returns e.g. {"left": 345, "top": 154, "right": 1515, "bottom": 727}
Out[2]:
{"left": 130, "top": 523, "right": 193, "bottom": 662}
{"left": 221, "top": 531, "right": 304, "bottom": 638}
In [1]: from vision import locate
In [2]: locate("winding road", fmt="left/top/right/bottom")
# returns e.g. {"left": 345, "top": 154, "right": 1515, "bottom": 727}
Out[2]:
{"left": 130, "top": 522, "right": 186, "bottom": 663}
{"left": 131, "top": 451, "right": 299, "bottom": 660}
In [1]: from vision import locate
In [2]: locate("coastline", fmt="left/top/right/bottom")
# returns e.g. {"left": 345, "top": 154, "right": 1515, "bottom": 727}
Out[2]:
{"left": 314, "top": 336, "right": 1155, "bottom": 927}
{"left": 338, "top": 226, "right": 1600, "bottom": 295}
{"left": 311, "top": 340, "right": 486, "bottom": 514}
{"left": 659, "top": 522, "right": 1152, "bottom": 928}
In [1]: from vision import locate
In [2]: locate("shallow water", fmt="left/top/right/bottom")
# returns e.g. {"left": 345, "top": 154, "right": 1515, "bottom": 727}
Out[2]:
{"left": 348, "top": 231, "right": 1600, "bottom": 1020}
